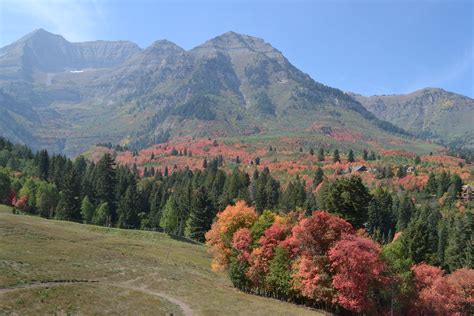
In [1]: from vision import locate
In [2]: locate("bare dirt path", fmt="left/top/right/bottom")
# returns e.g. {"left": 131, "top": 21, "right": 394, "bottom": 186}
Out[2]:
{"left": 108, "top": 282, "right": 193, "bottom": 316}
{"left": 0, "top": 279, "right": 193, "bottom": 316}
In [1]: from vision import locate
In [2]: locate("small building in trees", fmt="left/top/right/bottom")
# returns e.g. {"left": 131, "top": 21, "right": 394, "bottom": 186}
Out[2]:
{"left": 461, "top": 185, "right": 473, "bottom": 201}
{"left": 344, "top": 165, "right": 367, "bottom": 174}
{"left": 406, "top": 166, "right": 416, "bottom": 173}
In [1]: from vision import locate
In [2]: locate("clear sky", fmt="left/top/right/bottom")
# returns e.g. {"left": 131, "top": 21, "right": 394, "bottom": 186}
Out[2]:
{"left": 0, "top": 0, "right": 472, "bottom": 97}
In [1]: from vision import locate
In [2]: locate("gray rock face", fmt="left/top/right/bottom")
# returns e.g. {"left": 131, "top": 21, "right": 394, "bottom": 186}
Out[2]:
{"left": 0, "top": 29, "right": 467, "bottom": 156}
{"left": 0, "top": 29, "right": 141, "bottom": 79}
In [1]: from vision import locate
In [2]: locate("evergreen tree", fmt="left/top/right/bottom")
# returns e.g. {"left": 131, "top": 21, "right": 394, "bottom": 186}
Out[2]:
{"left": 333, "top": 149, "right": 340, "bottom": 163}
{"left": 366, "top": 188, "right": 395, "bottom": 242}
{"left": 437, "top": 171, "right": 451, "bottom": 197}
{"left": 0, "top": 171, "right": 11, "bottom": 204}
{"left": 396, "top": 194, "right": 415, "bottom": 231}
{"left": 309, "top": 148, "right": 314, "bottom": 156}
{"left": 445, "top": 215, "right": 470, "bottom": 271}
{"left": 149, "top": 184, "right": 163, "bottom": 229}
{"left": 363, "top": 149, "right": 368, "bottom": 161}
{"left": 313, "top": 167, "right": 324, "bottom": 188}
{"left": 348, "top": 149, "right": 355, "bottom": 162}
{"left": 425, "top": 172, "right": 437, "bottom": 194}
{"left": 73, "top": 156, "right": 87, "bottom": 181}
{"left": 117, "top": 184, "right": 139, "bottom": 228}
{"left": 318, "top": 148, "right": 325, "bottom": 161}
{"left": 402, "top": 206, "right": 440, "bottom": 265}
{"left": 185, "top": 186, "right": 215, "bottom": 242}
{"left": 319, "top": 176, "right": 371, "bottom": 228}
{"left": 95, "top": 154, "right": 117, "bottom": 220}
{"left": 450, "top": 173, "right": 463, "bottom": 194}
{"left": 437, "top": 221, "right": 448, "bottom": 268}
{"left": 38, "top": 149, "right": 49, "bottom": 180}
{"left": 414, "top": 155, "right": 421, "bottom": 165}
{"left": 56, "top": 166, "right": 81, "bottom": 221}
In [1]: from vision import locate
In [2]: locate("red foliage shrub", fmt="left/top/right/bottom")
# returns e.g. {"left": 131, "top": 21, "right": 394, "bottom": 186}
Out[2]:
{"left": 447, "top": 268, "right": 474, "bottom": 314}
{"left": 232, "top": 227, "right": 253, "bottom": 262}
{"left": 247, "top": 222, "right": 292, "bottom": 286}
{"left": 13, "top": 195, "right": 28, "bottom": 211}
{"left": 410, "top": 263, "right": 466, "bottom": 315}
{"left": 328, "top": 234, "right": 386, "bottom": 313}
{"left": 290, "top": 211, "right": 354, "bottom": 257}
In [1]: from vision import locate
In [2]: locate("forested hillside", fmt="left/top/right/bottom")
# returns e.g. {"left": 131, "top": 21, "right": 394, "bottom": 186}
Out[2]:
{"left": 0, "top": 136, "right": 472, "bottom": 314}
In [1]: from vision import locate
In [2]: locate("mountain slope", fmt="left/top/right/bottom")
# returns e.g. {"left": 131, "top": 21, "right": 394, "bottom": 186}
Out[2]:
{"left": 352, "top": 88, "right": 474, "bottom": 149}
{"left": 0, "top": 28, "right": 141, "bottom": 80}
{"left": 0, "top": 29, "right": 440, "bottom": 156}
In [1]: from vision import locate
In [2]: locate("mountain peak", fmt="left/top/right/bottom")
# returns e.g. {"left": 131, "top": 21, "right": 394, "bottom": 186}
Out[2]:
{"left": 196, "top": 31, "right": 266, "bottom": 50}
{"left": 191, "top": 31, "right": 284, "bottom": 61}
{"left": 148, "top": 39, "right": 184, "bottom": 52}
{"left": 19, "top": 28, "right": 65, "bottom": 43}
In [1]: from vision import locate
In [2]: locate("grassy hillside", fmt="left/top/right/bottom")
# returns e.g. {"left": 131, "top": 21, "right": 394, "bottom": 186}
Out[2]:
{"left": 0, "top": 209, "right": 322, "bottom": 315}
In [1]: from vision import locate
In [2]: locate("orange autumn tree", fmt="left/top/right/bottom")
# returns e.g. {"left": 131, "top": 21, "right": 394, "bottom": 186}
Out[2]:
{"left": 205, "top": 201, "right": 258, "bottom": 271}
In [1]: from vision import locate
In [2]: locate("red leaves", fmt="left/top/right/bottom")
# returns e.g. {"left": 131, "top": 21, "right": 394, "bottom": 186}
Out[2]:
{"left": 290, "top": 211, "right": 354, "bottom": 257}
{"left": 328, "top": 234, "right": 386, "bottom": 313}
{"left": 410, "top": 263, "right": 472, "bottom": 315}
{"left": 13, "top": 195, "right": 28, "bottom": 210}
{"left": 232, "top": 228, "right": 252, "bottom": 262}
{"left": 447, "top": 268, "right": 474, "bottom": 313}
{"left": 292, "top": 254, "right": 333, "bottom": 303}
{"left": 247, "top": 222, "right": 292, "bottom": 286}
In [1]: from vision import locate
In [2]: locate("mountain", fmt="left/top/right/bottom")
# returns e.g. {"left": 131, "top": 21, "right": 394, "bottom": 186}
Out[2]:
{"left": 0, "top": 29, "right": 440, "bottom": 156}
{"left": 352, "top": 88, "right": 474, "bottom": 149}
{"left": 0, "top": 28, "right": 141, "bottom": 80}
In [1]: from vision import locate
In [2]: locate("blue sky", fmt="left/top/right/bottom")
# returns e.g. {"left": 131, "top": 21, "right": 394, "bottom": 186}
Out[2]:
{"left": 0, "top": 0, "right": 472, "bottom": 97}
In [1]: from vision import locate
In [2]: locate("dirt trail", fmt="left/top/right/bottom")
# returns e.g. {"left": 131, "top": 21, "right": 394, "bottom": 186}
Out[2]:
{"left": 108, "top": 282, "right": 193, "bottom": 316}
{"left": 0, "top": 279, "right": 193, "bottom": 316}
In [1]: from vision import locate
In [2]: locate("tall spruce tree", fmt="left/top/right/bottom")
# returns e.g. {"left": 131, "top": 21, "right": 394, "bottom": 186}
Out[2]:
{"left": 318, "top": 148, "right": 325, "bottom": 161}
{"left": 117, "top": 184, "right": 139, "bottom": 228}
{"left": 38, "top": 149, "right": 49, "bottom": 180}
{"left": 348, "top": 149, "right": 355, "bottom": 162}
{"left": 95, "top": 154, "right": 117, "bottom": 220}
{"left": 56, "top": 166, "right": 81, "bottom": 221}
{"left": 333, "top": 149, "right": 340, "bottom": 163}
{"left": 185, "top": 186, "right": 215, "bottom": 242}
{"left": 313, "top": 167, "right": 324, "bottom": 188}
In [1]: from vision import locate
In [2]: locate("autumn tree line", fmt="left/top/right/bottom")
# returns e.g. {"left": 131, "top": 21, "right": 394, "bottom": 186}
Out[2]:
{"left": 206, "top": 202, "right": 473, "bottom": 315}
{"left": 0, "top": 136, "right": 472, "bottom": 314}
